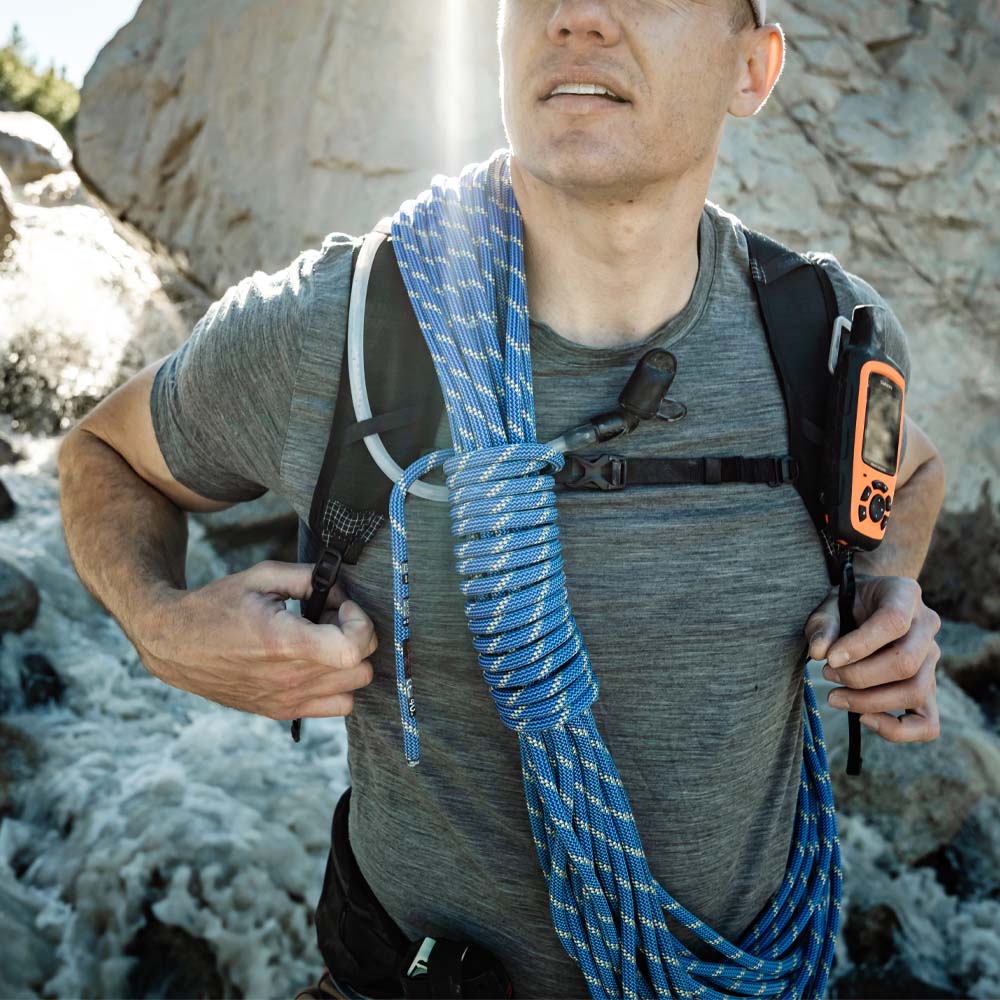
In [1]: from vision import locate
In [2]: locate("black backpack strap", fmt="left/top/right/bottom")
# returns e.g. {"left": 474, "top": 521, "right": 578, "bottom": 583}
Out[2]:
{"left": 743, "top": 225, "right": 842, "bottom": 584}
{"left": 307, "top": 229, "right": 446, "bottom": 567}
{"left": 294, "top": 230, "right": 445, "bottom": 741}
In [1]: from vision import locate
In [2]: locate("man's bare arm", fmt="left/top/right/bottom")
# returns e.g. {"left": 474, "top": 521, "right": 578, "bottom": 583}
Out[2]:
{"left": 57, "top": 361, "right": 228, "bottom": 646}
{"left": 57, "top": 359, "right": 377, "bottom": 720}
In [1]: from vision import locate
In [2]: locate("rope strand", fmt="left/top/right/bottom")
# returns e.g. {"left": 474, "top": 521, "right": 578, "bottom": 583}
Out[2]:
{"left": 385, "top": 148, "right": 841, "bottom": 999}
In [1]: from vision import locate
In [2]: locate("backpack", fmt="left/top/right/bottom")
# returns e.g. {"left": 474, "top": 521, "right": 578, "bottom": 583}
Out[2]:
{"left": 296, "top": 216, "right": 846, "bottom": 606}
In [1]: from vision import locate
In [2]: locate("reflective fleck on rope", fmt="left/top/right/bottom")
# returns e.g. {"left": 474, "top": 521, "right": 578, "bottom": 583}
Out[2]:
{"left": 386, "top": 148, "right": 842, "bottom": 999}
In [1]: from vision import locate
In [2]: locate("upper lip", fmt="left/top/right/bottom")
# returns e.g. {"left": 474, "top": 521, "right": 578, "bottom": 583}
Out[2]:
{"left": 539, "top": 71, "right": 631, "bottom": 102}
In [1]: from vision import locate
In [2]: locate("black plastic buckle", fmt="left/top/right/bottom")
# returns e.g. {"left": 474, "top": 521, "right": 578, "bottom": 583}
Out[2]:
{"left": 302, "top": 547, "right": 343, "bottom": 624}
{"left": 768, "top": 456, "right": 800, "bottom": 487}
{"left": 562, "top": 453, "right": 626, "bottom": 491}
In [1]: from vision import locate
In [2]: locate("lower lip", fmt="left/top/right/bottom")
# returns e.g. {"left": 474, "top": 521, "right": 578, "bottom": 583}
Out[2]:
{"left": 541, "top": 94, "right": 630, "bottom": 114}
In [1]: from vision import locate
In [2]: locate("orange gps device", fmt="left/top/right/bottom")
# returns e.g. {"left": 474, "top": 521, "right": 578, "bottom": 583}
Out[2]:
{"left": 822, "top": 304, "right": 906, "bottom": 551}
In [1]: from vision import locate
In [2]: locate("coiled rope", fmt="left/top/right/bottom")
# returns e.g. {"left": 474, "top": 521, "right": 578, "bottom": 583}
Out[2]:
{"left": 386, "top": 148, "right": 842, "bottom": 999}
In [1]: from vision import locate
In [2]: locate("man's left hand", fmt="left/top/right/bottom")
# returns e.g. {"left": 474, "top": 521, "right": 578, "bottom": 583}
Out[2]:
{"left": 804, "top": 575, "right": 942, "bottom": 743}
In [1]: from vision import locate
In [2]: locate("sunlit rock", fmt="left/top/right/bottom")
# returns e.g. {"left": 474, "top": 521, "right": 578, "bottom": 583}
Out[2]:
{"left": 0, "top": 198, "right": 196, "bottom": 434}
{"left": 0, "top": 112, "right": 72, "bottom": 185}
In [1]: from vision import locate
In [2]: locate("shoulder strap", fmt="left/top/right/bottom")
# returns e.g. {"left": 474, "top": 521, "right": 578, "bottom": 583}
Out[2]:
{"left": 305, "top": 226, "right": 445, "bottom": 564}
{"left": 742, "top": 225, "right": 842, "bottom": 584}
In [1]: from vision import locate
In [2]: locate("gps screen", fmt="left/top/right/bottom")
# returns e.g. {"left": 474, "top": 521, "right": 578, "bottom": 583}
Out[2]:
{"left": 862, "top": 374, "right": 903, "bottom": 475}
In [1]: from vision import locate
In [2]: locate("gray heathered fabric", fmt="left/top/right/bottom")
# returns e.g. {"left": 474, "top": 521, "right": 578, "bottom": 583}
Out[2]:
{"left": 150, "top": 199, "right": 911, "bottom": 996}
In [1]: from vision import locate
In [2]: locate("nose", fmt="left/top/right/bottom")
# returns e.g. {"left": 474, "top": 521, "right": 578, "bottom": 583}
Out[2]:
{"left": 546, "top": 0, "right": 622, "bottom": 47}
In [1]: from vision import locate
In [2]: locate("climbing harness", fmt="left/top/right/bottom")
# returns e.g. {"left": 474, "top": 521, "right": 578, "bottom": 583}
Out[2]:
{"left": 316, "top": 148, "right": 844, "bottom": 999}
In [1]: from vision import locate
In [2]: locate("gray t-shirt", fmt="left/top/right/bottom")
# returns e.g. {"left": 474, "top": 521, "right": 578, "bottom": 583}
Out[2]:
{"left": 150, "top": 199, "right": 911, "bottom": 996}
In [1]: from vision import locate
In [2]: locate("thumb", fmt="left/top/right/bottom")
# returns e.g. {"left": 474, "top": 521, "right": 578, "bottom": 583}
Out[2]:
{"left": 337, "top": 599, "right": 377, "bottom": 658}
{"left": 804, "top": 591, "right": 840, "bottom": 662}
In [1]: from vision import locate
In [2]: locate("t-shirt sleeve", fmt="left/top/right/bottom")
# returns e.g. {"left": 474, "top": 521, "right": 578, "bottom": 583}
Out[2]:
{"left": 149, "top": 235, "right": 356, "bottom": 504}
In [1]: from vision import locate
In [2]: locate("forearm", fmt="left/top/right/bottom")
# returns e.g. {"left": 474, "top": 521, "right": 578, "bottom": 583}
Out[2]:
{"left": 854, "top": 455, "right": 946, "bottom": 580}
{"left": 57, "top": 427, "right": 188, "bottom": 652}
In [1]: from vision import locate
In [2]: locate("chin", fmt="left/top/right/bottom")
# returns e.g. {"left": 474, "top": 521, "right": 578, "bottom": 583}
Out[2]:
{"left": 514, "top": 140, "right": 654, "bottom": 199}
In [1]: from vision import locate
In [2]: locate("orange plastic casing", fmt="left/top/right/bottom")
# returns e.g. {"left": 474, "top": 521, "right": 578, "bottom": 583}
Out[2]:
{"left": 849, "top": 359, "right": 905, "bottom": 544}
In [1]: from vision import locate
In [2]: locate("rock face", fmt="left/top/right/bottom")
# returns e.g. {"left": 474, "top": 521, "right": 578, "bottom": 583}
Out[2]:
{"left": 0, "top": 109, "right": 210, "bottom": 434}
{"left": 74, "top": 0, "right": 999, "bottom": 515}
{"left": 0, "top": 112, "right": 73, "bottom": 184}
{"left": 75, "top": 0, "right": 503, "bottom": 297}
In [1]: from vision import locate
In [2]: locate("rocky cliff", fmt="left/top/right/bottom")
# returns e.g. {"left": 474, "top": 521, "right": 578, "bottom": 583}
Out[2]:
{"left": 74, "top": 0, "right": 999, "bottom": 515}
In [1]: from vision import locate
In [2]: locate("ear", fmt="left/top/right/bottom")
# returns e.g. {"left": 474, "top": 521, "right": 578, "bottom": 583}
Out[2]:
{"left": 729, "top": 23, "right": 786, "bottom": 118}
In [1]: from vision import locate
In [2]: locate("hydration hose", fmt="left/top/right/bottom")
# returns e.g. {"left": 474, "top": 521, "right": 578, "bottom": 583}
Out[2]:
{"left": 385, "top": 148, "right": 842, "bottom": 999}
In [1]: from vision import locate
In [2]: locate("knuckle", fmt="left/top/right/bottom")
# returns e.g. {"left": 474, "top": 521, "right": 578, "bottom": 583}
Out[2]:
{"left": 251, "top": 558, "right": 278, "bottom": 580}
{"left": 884, "top": 607, "right": 910, "bottom": 638}
{"left": 917, "top": 672, "right": 936, "bottom": 704}
{"left": 339, "top": 644, "right": 363, "bottom": 671}
{"left": 890, "top": 648, "right": 917, "bottom": 681}
{"left": 358, "top": 660, "right": 375, "bottom": 687}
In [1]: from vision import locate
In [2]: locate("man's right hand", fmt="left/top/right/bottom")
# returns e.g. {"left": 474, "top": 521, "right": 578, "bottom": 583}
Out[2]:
{"left": 136, "top": 560, "right": 377, "bottom": 720}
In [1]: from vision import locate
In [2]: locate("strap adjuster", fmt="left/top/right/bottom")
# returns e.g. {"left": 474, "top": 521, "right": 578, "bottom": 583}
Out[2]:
{"left": 561, "top": 453, "right": 626, "bottom": 491}
{"left": 769, "top": 456, "right": 800, "bottom": 487}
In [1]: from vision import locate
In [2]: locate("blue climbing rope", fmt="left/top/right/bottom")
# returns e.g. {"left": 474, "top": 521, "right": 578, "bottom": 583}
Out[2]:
{"left": 386, "top": 148, "right": 842, "bottom": 999}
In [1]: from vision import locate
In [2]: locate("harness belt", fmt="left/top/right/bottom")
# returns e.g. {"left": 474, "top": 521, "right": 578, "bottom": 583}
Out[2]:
{"left": 315, "top": 788, "right": 513, "bottom": 999}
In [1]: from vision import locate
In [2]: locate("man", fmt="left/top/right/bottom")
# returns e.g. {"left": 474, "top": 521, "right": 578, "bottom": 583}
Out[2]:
{"left": 58, "top": 0, "right": 946, "bottom": 995}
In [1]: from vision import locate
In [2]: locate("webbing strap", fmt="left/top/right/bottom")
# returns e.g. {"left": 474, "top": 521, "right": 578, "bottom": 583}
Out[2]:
{"left": 554, "top": 453, "right": 799, "bottom": 489}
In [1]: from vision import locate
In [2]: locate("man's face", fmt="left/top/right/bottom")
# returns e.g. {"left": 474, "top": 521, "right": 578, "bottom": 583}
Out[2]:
{"left": 498, "top": 0, "right": 750, "bottom": 199}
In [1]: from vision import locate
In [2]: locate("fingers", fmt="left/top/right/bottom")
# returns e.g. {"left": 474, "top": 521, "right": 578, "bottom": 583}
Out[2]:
{"left": 263, "top": 653, "right": 373, "bottom": 720}
{"left": 245, "top": 559, "right": 350, "bottom": 610}
{"left": 825, "top": 645, "right": 941, "bottom": 742}
{"left": 804, "top": 589, "right": 840, "bottom": 661}
{"left": 266, "top": 588, "right": 378, "bottom": 673}
{"left": 294, "top": 659, "right": 375, "bottom": 704}
{"left": 825, "top": 578, "right": 922, "bottom": 668}
{"left": 284, "top": 692, "right": 355, "bottom": 719}
{"left": 858, "top": 702, "right": 941, "bottom": 743}
{"left": 823, "top": 605, "right": 940, "bottom": 690}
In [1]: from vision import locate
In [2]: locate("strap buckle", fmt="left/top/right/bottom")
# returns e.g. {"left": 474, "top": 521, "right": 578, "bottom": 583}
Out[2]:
{"left": 561, "top": 453, "right": 626, "bottom": 491}
{"left": 768, "top": 456, "right": 800, "bottom": 487}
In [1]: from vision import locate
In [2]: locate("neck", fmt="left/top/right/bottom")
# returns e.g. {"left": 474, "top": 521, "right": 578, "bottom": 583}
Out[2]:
{"left": 510, "top": 155, "right": 709, "bottom": 349}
